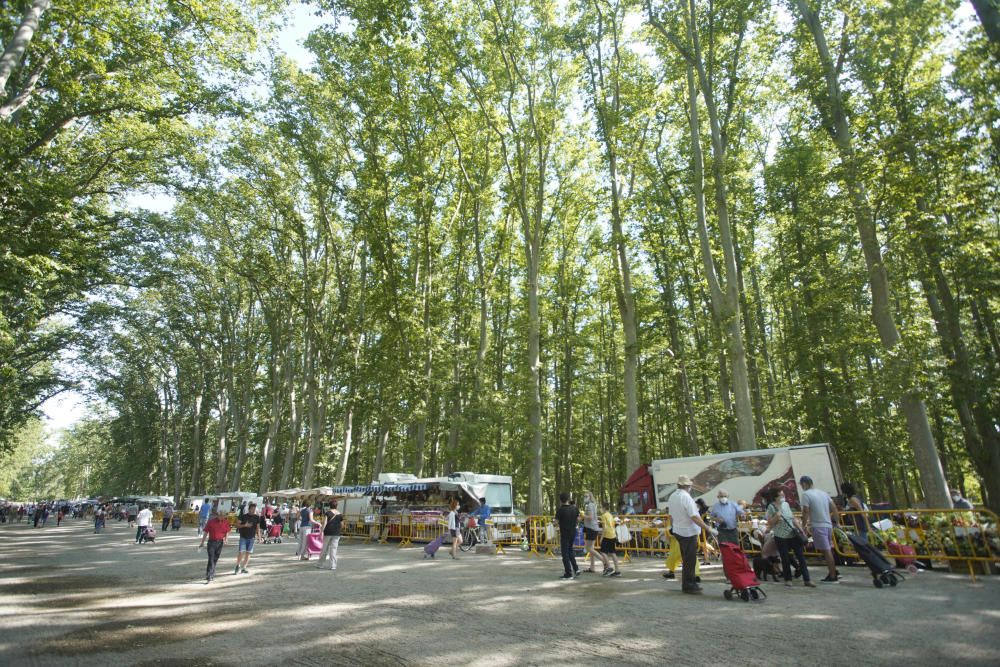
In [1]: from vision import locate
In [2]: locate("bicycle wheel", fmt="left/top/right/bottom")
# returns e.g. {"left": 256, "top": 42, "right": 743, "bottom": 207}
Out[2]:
{"left": 459, "top": 527, "right": 476, "bottom": 552}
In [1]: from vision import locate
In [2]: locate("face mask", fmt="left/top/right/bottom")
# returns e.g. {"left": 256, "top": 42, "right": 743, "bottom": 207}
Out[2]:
{"left": 952, "top": 495, "right": 961, "bottom": 501}
{"left": 719, "top": 498, "right": 729, "bottom": 505}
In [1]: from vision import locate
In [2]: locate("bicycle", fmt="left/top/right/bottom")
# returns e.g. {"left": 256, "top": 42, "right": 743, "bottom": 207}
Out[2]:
{"left": 460, "top": 518, "right": 481, "bottom": 552}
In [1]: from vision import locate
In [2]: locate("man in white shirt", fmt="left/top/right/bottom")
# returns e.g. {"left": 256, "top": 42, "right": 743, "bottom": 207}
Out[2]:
{"left": 135, "top": 506, "right": 153, "bottom": 543}
{"left": 667, "top": 475, "right": 717, "bottom": 595}
{"left": 799, "top": 476, "right": 840, "bottom": 583}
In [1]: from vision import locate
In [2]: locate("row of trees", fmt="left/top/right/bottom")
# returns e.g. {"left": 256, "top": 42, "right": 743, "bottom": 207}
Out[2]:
{"left": 3, "top": 1, "right": 998, "bottom": 512}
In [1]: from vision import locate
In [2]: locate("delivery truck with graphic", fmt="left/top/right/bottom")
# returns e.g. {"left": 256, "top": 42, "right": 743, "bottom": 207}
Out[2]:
{"left": 621, "top": 443, "right": 843, "bottom": 511}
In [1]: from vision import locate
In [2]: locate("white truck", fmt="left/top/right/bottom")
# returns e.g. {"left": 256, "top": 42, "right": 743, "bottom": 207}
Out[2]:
{"left": 648, "top": 443, "right": 843, "bottom": 510}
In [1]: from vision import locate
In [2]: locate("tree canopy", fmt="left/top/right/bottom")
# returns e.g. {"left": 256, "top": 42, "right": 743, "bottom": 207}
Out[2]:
{"left": 2, "top": 0, "right": 998, "bottom": 513}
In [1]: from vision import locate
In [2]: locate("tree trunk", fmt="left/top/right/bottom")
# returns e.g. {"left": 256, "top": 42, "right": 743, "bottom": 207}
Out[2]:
{"left": 0, "top": 0, "right": 50, "bottom": 96}
{"left": 793, "top": 0, "right": 950, "bottom": 507}
{"left": 374, "top": 411, "right": 391, "bottom": 480}
{"left": 189, "top": 389, "right": 203, "bottom": 496}
{"left": 214, "top": 385, "right": 228, "bottom": 493}
{"left": 171, "top": 376, "right": 182, "bottom": 505}
{"left": 970, "top": 0, "right": 1000, "bottom": 44}
{"left": 527, "top": 260, "right": 543, "bottom": 514}
{"left": 258, "top": 353, "right": 285, "bottom": 495}
{"left": 301, "top": 334, "right": 323, "bottom": 489}
{"left": 158, "top": 383, "right": 170, "bottom": 494}
{"left": 279, "top": 352, "right": 301, "bottom": 490}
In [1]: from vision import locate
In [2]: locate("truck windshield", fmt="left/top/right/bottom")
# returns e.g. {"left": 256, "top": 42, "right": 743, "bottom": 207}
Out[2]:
{"left": 486, "top": 483, "right": 512, "bottom": 513}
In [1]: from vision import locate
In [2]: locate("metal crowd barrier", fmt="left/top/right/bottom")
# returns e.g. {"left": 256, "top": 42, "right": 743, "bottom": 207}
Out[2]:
{"left": 157, "top": 505, "right": 998, "bottom": 580}
{"left": 833, "top": 508, "right": 999, "bottom": 581}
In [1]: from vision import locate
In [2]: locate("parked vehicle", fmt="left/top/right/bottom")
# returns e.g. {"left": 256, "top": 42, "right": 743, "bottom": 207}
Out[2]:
{"left": 621, "top": 443, "right": 843, "bottom": 510}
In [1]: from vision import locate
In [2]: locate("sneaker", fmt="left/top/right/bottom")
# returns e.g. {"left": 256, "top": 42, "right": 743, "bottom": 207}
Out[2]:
{"left": 661, "top": 571, "right": 675, "bottom": 580}
{"left": 241, "top": 568, "right": 248, "bottom": 574}
{"left": 804, "top": 581, "right": 816, "bottom": 588}
{"left": 682, "top": 586, "right": 703, "bottom": 594}
{"left": 573, "top": 570, "right": 580, "bottom": 578}
{"left": 820, "top": 575, "right": 840, "bottom": 584}
{"left": 559, "top": 574, "right": 573, "bottom": 580}
{"left": 234, "top": 565, "right": 240, "bottom": 574}
{"left": 609, "top": 571, "right": 621, "bottom": 577}
{"left": 784, "top": 580, "right": 792, "bottom": 587}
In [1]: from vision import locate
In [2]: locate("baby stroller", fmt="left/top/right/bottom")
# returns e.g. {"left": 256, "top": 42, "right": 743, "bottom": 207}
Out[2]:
{"left": 139, "top": 526, "right": 157, "bottom": 544}
{"left": 171, "top": 514, "right": 182, "bottom": 531}
{"left": 720, "top": 542, "right": 766, "bottom": 602}
{"left": 263, "top": 522, "right": 283, "bottom": 544}
{"left": 848, "top": 533, "right": 904, "bottom": 588}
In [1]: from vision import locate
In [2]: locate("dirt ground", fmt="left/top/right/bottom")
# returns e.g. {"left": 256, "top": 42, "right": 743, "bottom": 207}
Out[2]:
{"left": 1, "top": 519, "right": 998, "bottom": 666}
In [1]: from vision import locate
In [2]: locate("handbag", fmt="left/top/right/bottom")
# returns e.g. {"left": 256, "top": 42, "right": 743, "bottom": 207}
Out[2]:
{"left": 783, "top": 514, "right": 808, "bottom": 545}
{"left": 615, "top": 524, "right": 631, "bottom": 544}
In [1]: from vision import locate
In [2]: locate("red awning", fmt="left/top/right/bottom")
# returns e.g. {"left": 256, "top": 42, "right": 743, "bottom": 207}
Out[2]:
{"left": 621, "top": 464, "right": 652, "bottom": 493}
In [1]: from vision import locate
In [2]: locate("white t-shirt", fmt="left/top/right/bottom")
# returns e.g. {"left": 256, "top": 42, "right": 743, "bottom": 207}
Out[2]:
{"left": 667, "top": 489, "right": 701, "bottom": 537}
{"left": 137, "top": 508, "right": 153, "bottom": 527}
{"left": 448, "top": 510, "right": 458, "bottom": 531}
{"left": 800, "top": 488, "right": 833, "bottom": 528}
{"left": 583, "top": 501, "right": 599, "bottom": 530}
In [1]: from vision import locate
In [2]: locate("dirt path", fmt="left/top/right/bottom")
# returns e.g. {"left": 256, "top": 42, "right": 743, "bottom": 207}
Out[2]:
{"left": 1, "top": 519, "right": 998, "bottom": 666}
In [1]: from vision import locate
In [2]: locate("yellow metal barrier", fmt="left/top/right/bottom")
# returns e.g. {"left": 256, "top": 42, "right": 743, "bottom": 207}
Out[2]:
{"left": 833, "top": 508, "right": 999, "bottom": 581}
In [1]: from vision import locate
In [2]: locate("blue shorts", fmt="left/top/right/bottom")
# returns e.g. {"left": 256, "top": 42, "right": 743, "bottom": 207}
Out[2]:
{"left": 239, "top": 537, "right": 255, "bottom": 553}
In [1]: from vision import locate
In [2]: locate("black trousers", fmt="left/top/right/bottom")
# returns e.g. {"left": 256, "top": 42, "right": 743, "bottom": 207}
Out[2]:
{"left": 676, "top": 533, "right": 700, "bottom": 590}
{"left": 205, "top": 540, "right": 224, "bottom": 580}
{"left": 560, "top": 532, "right": 578, "bottom": 576}
{"left": 775, "top": 535, "right": 811, "bottom": 583}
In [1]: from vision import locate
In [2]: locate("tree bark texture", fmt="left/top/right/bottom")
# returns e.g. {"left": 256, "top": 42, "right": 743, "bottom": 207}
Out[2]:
{"left": 793, "top": 0, "right": 951, "bottom": 507}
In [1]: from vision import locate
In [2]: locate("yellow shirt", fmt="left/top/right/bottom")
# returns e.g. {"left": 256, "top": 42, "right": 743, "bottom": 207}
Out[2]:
{"left": 601, "top": 511, "right": 616, "bottom": 539}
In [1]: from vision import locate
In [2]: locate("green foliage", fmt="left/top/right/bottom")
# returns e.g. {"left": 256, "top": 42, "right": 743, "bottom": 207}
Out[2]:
{"left": 2, "top": 0, "right": 997, "bottom": 511}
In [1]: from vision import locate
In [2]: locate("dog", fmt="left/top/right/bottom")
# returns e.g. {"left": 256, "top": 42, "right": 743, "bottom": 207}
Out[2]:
{"left": 753, "top": 555, "right": 781, "bottom": 582}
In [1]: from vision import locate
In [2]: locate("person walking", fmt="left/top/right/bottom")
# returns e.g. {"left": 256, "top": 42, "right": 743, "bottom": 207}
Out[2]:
{"left": 448, "top": 499, "right": 463, "bottom": 560}
{"left": 234, "top": 502, "right": 260, "bottom": 574}
{"left": 127, "top": 502, "right": 139, "bottom": 528}
{"left": 94, "top": 505, "right": 106, "bottom": 533}
{"left": 554, "top": 492, "right": 581, "bottom": 580}
{"left": 599, "top": 504, "right": 622, "bottom": 577}
{"left": 662, "top": 532, "right": 700, "bottom": 582}
{"left": 199, "top": 510, "right": 231, "bottom": 583}
{"left": 296, "top": 503, "right": 313, "bottom": 560}
{"left": 710, "top": 489, "right": 745, "bottom": 545}
{"left": 695, "top": 497, "right": 715, "bottom": 565}
{"left": 667, "top": 475, "right": 717, "bottom": 594}
{"left": 316, "top": 500, "right": 344, "bottom": 571}
{"left": 799, "top": 476, "right": 840, "bottom": 583}
{"left": 279, "top": 503, "right": 290, "bottom": 535}
{"left": 581, "top": 491, "right": 608, "bottom": 574}
{"left": 289, "top": 503, "right": 300, "bottom": 536}
{"left": 841, "top": 482, "right": 870, "bottom": 543}
{"left": 135, "top": 505, "right": 153, "bottom": 543}
{"left": 764, "top": 488, "right": 814, "bottom": 588}
{"left": 162, "top": 505, "right": 174, "bottom": 532}
{"left": 198, "top": 498, "right": 211, "bottom": 535}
